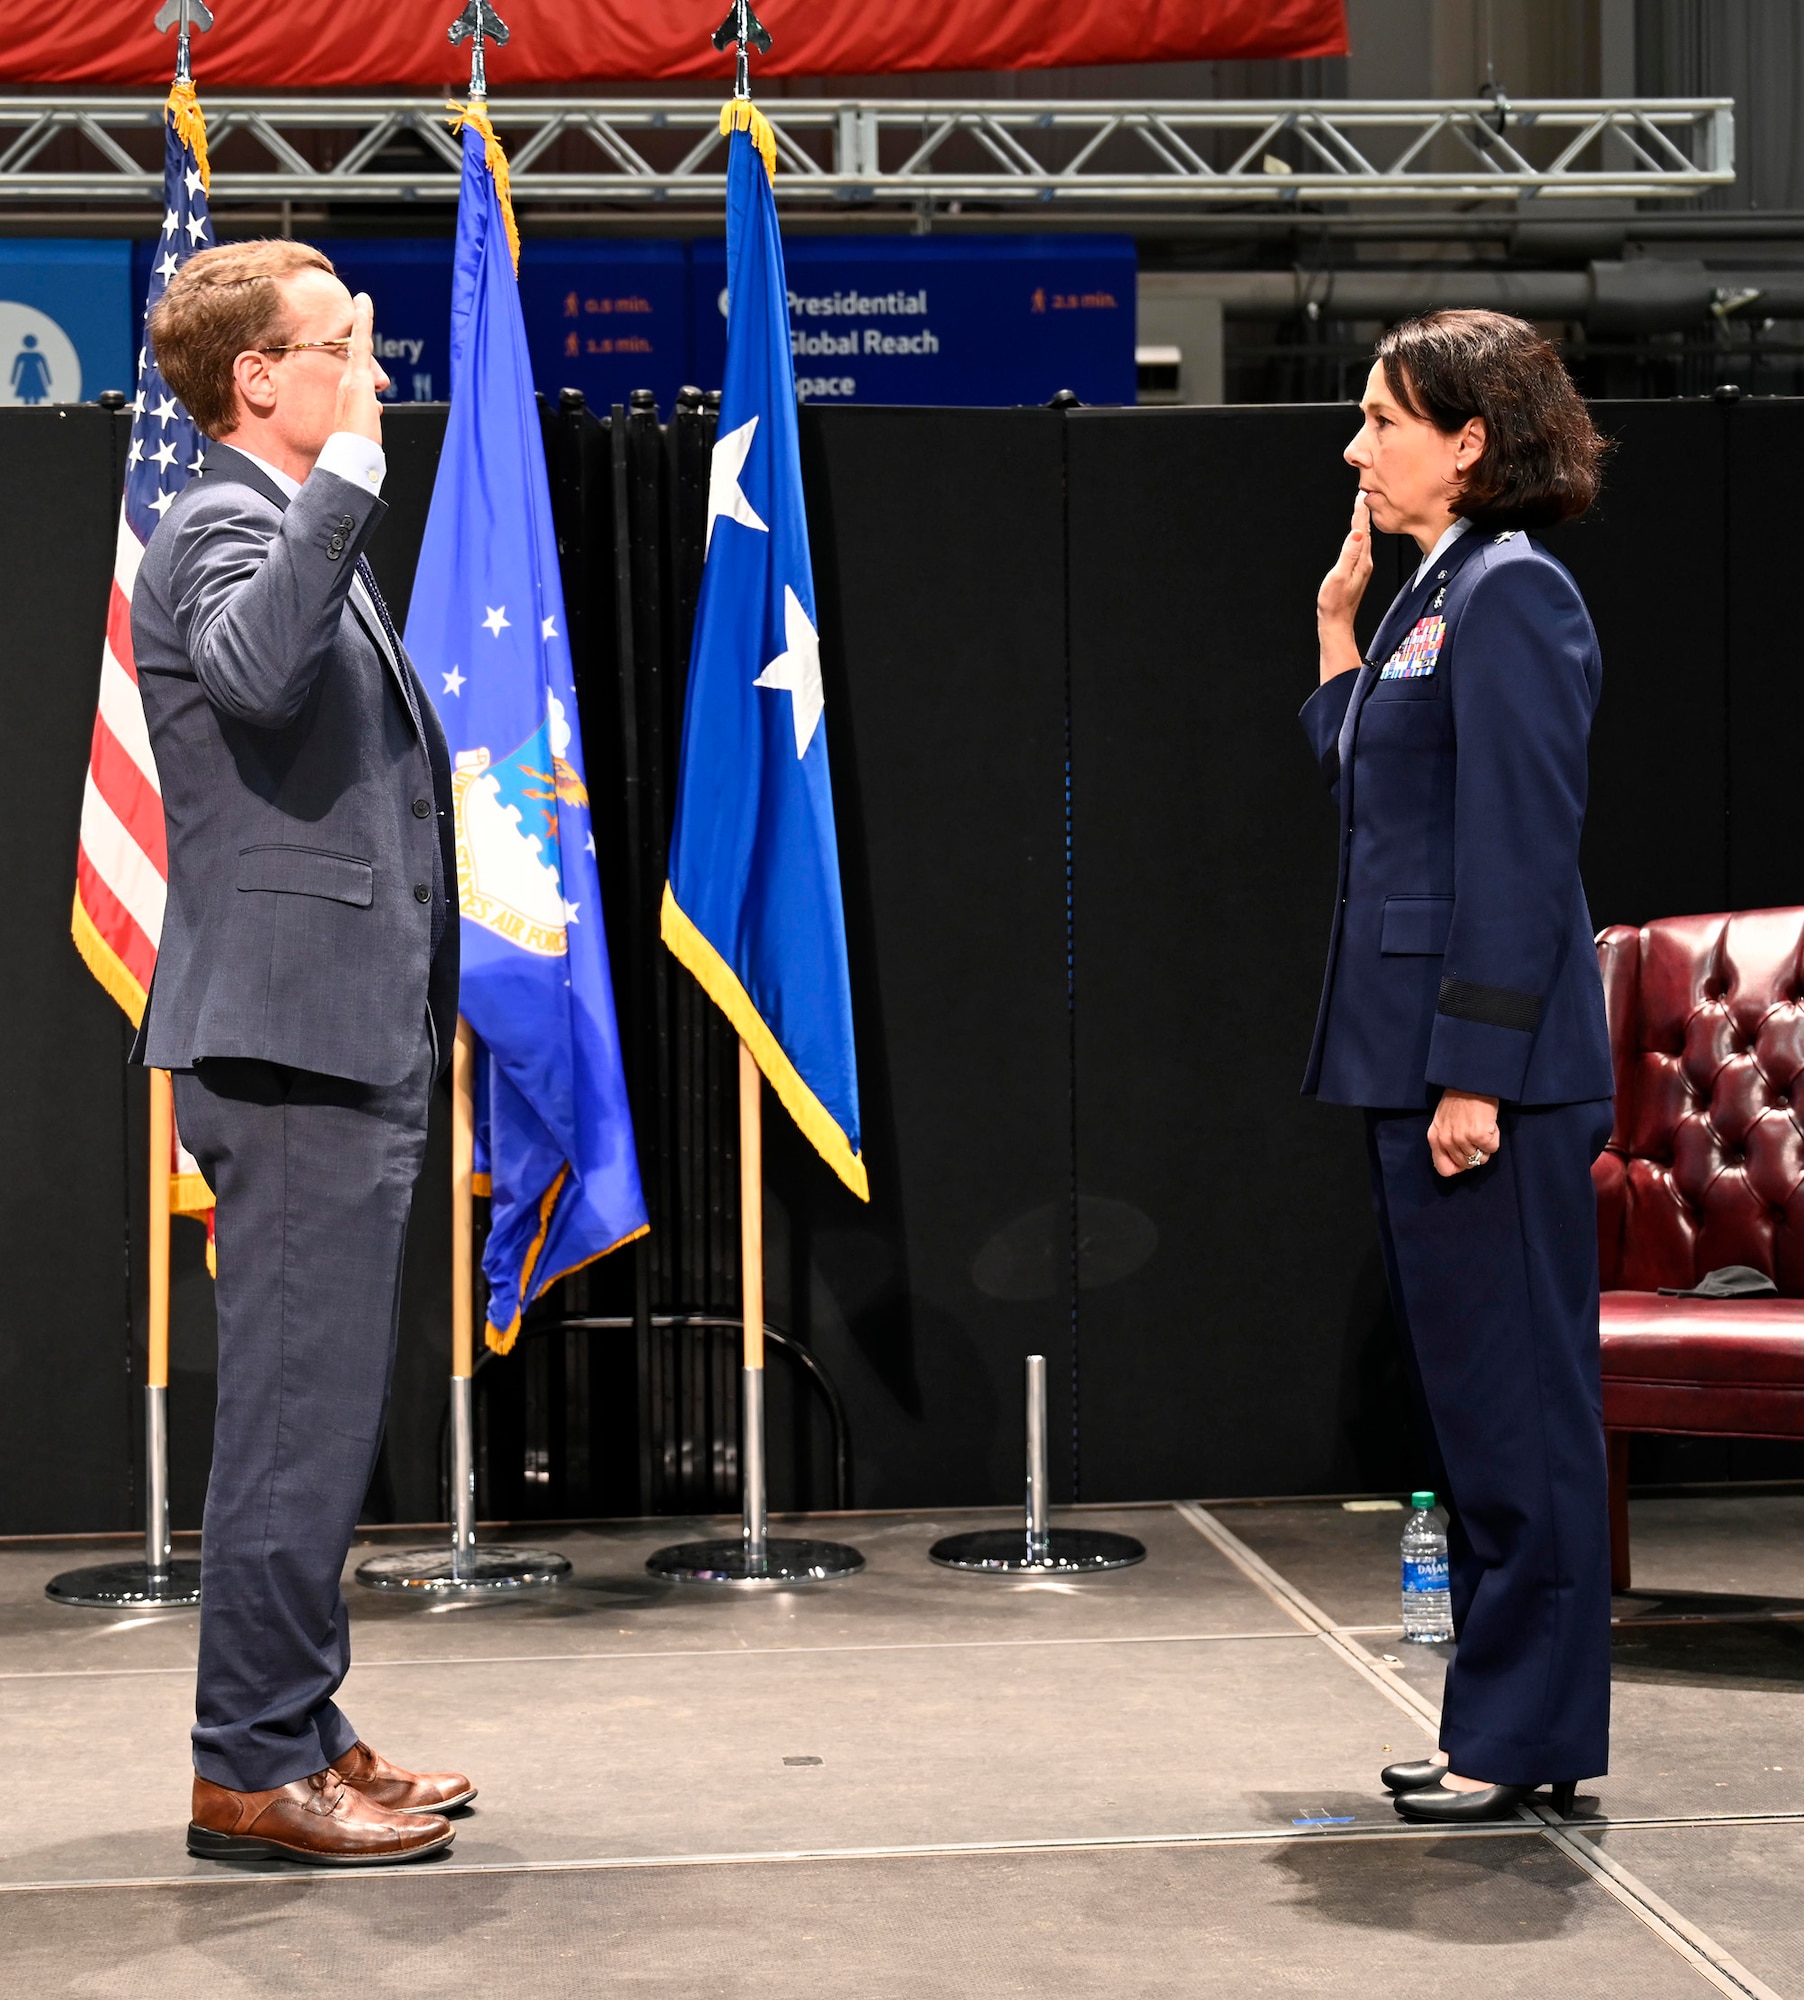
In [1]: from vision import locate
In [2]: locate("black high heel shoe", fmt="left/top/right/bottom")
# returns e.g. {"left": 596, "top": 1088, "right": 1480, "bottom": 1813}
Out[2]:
{"left": 1393, "top": 1779, "right": 1578, "bottom": 1824}
{"left": 1380, "top": 1758, "right": 1448, "bottom": 1795}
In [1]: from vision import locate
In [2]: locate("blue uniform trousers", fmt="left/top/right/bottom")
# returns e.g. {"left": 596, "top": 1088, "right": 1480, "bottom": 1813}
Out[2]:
{"left": 1365, "top": 1098, "right": 1615, "bottom": 1784}
{"left": 173, "top": 1030, "right": 434, "bottom": 1792}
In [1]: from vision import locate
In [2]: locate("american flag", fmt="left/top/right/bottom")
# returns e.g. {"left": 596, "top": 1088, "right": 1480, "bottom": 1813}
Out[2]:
{"left": 71, "top": 80, "right": 216, "bottom": 1225}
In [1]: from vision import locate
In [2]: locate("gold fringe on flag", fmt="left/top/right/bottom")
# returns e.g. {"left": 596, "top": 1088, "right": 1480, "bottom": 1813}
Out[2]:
{"left": 477, "top": 1158, "right": 648, "bottom": 1356}
{"left": 484, "top": 1165, "right": 564, "bottom": 1355}
{"left": 720, "top": 97, "right": 777, "bottom": 183}
{"left": 661, "top": 885, "right": 869, "bottom": 1200}
{"left": 447, "top": 100, "right": 521, "bottom": 274}
{"left": 70, "top": 889, "right": 148, "bottom": 1026}
{"left": 164, "top": 79, "right": 210, "bottom": 192}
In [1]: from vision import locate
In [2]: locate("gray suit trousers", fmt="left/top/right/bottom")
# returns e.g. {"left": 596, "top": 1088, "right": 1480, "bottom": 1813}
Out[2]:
{"left": 173, "top": 1029, "right": 433, "bottom": 1791}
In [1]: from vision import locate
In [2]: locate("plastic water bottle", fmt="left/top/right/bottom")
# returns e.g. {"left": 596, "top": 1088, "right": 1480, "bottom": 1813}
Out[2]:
{"left": 1401, "top": 1491, "right": 1454, "bottom": 1643}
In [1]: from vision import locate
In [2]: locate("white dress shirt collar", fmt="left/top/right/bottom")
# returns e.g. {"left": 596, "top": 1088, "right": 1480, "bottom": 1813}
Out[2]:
{"left": 224, "top": 431, "right": 386, "bottom": 502}
{"left": 1412, "top": 515, "right": 1471, "bottom": 588}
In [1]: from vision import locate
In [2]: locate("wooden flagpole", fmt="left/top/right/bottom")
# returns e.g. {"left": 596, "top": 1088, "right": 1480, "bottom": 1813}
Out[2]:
{"left": 348, "top": 1, "right": 568, "bottom": 1599}
{"left": 449, "top": 1017, "right": 477, "bottom": 1573}
{"left": 451, "top": 1019, "right": 476, "bottom": 1385}
{"left": 643, "top": 0, "right": 863, "bottom": 1588}
{"left": 46, "top": 1063, "right": 202, "bottom": 1604}
{"left": 739, "top": 1038, "right": 767, "bottom": 1564}
{"left": 146, "top": 1070, "right": 172, "bottom": 1395}
{"left": 354, "top": 1012, "right": 568, "bottom": 1591}
{"left": 144, "top": 1068, "right": 173, "bottom": 1577}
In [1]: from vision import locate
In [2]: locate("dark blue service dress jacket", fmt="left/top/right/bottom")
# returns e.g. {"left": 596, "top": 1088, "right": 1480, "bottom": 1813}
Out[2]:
{"left": 1300, "top": 523, "right": 1613, "bottom": 1109}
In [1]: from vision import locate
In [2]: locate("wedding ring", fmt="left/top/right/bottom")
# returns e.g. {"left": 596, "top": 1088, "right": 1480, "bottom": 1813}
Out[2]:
{"left": 1465, "top": 1149, "right": 1486, "bottom": 1169}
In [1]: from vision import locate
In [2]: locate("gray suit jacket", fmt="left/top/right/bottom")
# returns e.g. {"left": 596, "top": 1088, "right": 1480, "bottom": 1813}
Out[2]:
{"left": 130, "top": 440, "right": 458, "bottom": 1085}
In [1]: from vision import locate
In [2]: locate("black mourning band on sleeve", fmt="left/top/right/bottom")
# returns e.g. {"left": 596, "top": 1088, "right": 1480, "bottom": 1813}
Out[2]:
{"left": 1437, "top": 975, "right": 1542, "bottom": 1034}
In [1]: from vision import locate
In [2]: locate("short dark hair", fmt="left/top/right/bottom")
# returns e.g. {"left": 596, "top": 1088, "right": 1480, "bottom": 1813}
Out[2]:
{"left": 1374, "top": 310, "right": 1607, "bottom": 531}
{"left": 147, "top": 238, "right": 336, "bottom": 437}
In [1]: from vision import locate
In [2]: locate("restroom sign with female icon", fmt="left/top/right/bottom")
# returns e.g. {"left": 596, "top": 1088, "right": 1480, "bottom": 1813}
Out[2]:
{"left": 0, "top": 242, "right": 133, "bottom": 410}
{"left": 0, "top": 303, "right": 82, "bottom": 406}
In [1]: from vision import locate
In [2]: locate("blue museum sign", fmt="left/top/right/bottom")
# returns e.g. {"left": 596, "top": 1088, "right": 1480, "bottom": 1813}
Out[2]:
{"left": 121, "top": 232, "right": 1136, "bottom": 415}
{"left": 691, "top": 234, "right": 1136, "bottom": 407}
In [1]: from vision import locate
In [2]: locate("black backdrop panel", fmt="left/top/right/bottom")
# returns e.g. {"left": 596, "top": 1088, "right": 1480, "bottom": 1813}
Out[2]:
{"left": 1065, "top": 406, "right": 1410, "bottom": 1502}
{"left": 1545, "top": 400, "right": 1731, "bottom": 930}
{"left": 0, "top": 408, "right": 138, "bottom": 1532}
{"left": 774, "top": 406, "right": 1073, "bottom": 1507}
{"left": 6, "top": 398, "right": 1803, "bottom": 1531}
{"left": 1726, "top": 397, "right": 1804, "bottom": 915}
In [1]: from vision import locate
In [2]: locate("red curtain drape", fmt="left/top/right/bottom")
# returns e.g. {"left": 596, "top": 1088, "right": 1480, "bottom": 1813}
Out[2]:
{"left": 5, "top": 1, "right": 1346, "bottom": 90}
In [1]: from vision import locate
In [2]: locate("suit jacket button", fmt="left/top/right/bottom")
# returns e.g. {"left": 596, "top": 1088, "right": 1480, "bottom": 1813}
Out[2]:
{"left": 413, "top": 882, "right": 431, "bottom": 904}
{"left": 338, "top": 514, "right": 355, "bottom": 531}
{"left": 413, "top": 798, "right": 432, "bottom": 818}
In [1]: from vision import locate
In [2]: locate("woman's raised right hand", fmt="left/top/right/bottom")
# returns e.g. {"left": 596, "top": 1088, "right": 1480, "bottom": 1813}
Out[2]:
{"left": 1316, "top": 492, "right": 1373, "bottom": 683}
{"left": 1317, "top": 492, "right": 1374, "bottom": 631}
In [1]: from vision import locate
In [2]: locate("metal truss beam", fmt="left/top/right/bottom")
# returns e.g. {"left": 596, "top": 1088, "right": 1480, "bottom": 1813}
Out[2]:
{"left": 0, "top": 95, "right": 1734, "bottom": 207}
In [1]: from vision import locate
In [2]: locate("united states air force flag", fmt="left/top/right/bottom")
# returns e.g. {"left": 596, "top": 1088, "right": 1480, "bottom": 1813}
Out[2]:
{"left": 662, "top": 106, "right": 867, "bottom": 1200}
{"left": 406, "top": 104, "right": 647, "bottom": 1351}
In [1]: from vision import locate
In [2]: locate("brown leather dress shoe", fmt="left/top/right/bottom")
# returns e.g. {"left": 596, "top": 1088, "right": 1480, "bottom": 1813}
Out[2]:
{"left": 331, "top": 1738, "right": 477, "bottom": 1813}
{"left": 188, "top": 1770, "right": 454, "bottom": 1865}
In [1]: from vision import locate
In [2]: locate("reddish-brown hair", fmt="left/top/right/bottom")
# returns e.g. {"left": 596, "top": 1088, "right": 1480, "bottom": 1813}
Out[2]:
{"left": 1375, "top": 309, "right": 1607, "bottom": 531}
{"left": 146, "top": 238, "right": 335, "bottom": 436}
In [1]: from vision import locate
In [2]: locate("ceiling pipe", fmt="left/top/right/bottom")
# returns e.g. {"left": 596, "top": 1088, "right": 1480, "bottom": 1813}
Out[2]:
{"left": 1191, "top": 262, "right": 1804, "bottom": 331}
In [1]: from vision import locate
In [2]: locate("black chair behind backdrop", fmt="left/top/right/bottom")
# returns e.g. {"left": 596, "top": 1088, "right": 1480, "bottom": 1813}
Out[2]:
{"left": 6, "top": 392, "right": 1802, "bottom": 1538}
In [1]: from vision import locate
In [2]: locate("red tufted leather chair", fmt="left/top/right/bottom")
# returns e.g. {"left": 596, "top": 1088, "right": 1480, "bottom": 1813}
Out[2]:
{"left": 1594, "top": 908, "right": 1804, "bottom": 1589}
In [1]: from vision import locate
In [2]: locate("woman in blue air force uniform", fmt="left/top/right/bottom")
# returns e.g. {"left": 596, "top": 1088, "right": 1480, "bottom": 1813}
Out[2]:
{"left": 1304, "top": 310, "right": 1615, "bottom": 1824}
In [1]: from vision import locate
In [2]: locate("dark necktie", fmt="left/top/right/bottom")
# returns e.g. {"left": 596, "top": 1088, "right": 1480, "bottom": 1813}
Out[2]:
{"left": 355, "top": 557, "right": 422, "bottom": 732}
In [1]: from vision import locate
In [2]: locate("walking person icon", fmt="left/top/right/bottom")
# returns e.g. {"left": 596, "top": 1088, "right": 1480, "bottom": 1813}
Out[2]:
{"left": 10, "top": 334, "right": 51, "bottom": 405}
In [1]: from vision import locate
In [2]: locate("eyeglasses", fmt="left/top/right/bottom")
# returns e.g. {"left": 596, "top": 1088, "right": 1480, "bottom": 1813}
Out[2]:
{"left": 257, "top": 338, "right": 353, "bottom": 358}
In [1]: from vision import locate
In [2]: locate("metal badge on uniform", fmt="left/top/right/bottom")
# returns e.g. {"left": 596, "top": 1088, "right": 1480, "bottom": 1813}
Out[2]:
{"left": 1379, "top": 614, "right": 1446, "bottom": 679}
{"left": 1428, "top": 585, "right": 1446, "bottom": 611}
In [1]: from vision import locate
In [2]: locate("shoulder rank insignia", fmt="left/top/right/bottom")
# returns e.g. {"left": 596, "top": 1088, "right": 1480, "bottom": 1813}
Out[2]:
{"left": 1493, "top": 529, "right": 1518, "bottom": 543}
{"left": 1379, "top": 614, "right": 1445, "bottom": 680}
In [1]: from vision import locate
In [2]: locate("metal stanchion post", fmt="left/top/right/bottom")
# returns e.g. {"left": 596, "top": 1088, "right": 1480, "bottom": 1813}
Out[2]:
{"left": 646, "top": 1039, "right": 863, "bottom": 1585}
{"left": 358, "top": 1019, "right": 571, "bottom": 1594}
{"left": 49, "top": 1069, "right": 202, "bottom": 1607}
{"left": 1025, "top": 1352, "right": 1051, "bottom": 1561}
{"left": 930, "top": 1353, "right": 1146, "bottom": 1573}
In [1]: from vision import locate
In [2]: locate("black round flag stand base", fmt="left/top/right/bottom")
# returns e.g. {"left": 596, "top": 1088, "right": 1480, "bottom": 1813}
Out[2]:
{"left": 646, "top": 1536, "right": 866, "bottom": 1586}
{"left": 929, "top": 1527, "right": 1146, "bottom": 1574}
{"left": 930, "top": 1355, "right": 1148, "bottom": 1577}
{"left": 355, "top": 1546, "right": 572, "bottom": 1594}
{"left": 45, "top": 1559, "right": 203, "bottom": 1608}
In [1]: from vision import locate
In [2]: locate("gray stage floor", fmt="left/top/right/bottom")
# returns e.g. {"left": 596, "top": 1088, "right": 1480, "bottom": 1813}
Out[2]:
{"left": 1, "top": 1494, "right": 1798, "bottom": 1997}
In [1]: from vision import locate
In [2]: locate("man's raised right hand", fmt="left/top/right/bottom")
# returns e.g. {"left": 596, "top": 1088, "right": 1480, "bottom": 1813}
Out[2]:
{"left": 334, "top": 292, "right": 386, "bottom": 446}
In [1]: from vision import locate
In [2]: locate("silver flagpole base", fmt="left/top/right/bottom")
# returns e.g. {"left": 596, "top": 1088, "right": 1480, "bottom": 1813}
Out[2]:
{"left": 354, "top": 1373, "right": 571, "bottom": 1595}
{"left": 354, "top": 1545, "right": 572, "bottom": 1593}
{"left": 45, "top": 1557, "right": 204, "bottom": 1608}
{"left": 645, "top": 1536, "right": 866, "bottom": 1585}
{"left": 647, "top": 1363, "right": 864, "bottom": 1585}
{"left": 930, "top": 1353, "right": 1146, "bottom": 1575}
{"left": 928, "top": 1526, "right": 1146, "bottom": 1573}
{"left": 48, "top": 1384, "right": 203, "bottom": 1608}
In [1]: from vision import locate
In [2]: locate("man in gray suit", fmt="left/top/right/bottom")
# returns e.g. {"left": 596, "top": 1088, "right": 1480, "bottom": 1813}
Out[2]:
{"left": 134, "top": 239, "right": 469, "bottom": 1865}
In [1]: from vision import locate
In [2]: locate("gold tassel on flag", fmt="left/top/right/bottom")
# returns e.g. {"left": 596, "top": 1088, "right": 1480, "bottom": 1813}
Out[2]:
{"left": 719, "top": 96, "right": 777, "bottom": 182}
{"left": 446, "top": 100, "right": 520, "bottom": 272}
{"left": 164, "top": 78, "right": 209, "bottom": 190}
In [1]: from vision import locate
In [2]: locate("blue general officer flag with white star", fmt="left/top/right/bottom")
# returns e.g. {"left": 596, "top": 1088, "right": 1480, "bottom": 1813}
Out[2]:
{"left": 662, "top": 112, "right": 866, "bottom": 1200}
{"left": 405, "top": 107, "right": 647, "bottom": 1352}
